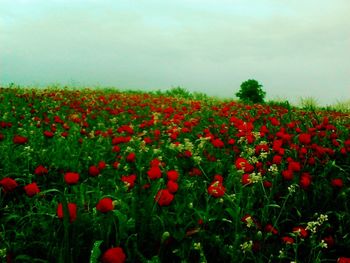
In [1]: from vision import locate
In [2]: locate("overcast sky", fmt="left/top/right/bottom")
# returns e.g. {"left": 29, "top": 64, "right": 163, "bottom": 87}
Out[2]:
{"left": 1, "top": 0, "right": 349, "bottom": 105}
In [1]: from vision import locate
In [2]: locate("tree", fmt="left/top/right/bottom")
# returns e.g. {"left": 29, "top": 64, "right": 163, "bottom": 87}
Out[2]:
{"left": 235, "top": 79, "right": 266, "bottom": 103}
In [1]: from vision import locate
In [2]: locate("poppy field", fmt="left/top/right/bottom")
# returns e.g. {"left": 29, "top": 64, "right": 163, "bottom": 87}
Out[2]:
{"left": 0, "top": 87, "right": 350, "bottom": 263}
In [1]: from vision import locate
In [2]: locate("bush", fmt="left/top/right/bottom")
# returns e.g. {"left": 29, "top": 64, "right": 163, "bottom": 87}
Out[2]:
{"left": 235, "top": 79, "right": 266, "bottom": 103}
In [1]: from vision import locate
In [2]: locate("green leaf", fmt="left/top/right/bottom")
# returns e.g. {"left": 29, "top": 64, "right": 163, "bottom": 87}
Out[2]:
{"left": 267, "top": 204, "right": 281, "bottom": 209}
{"left": 89, "top": 240, "right": 103, "bottom": 263}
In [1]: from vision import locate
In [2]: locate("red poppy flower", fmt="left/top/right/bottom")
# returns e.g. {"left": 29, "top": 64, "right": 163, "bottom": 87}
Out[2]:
{"left": 184, "top": 150, "right": 192, "bottom": 158}
{"left": 189, "top": 168, "right": 202, "bottom": 176}
{"left": 147, "top": 166, "right": 162, "bottom": 180}
{"left": 235, "top": 157, "right": 254, "bottom": 173}
{"left": 208, "top": 181, "right": 226, "bottom": 198}
{"left": 282, "top": 236, "right": 294, "bottom": 244}
{"left": 150, "top": 158, "right": 162, "bottom": 167}
{"left": 298, "top": 133, "right": 311, "bottom": 145}
{"left": 44, "top": 130, "right": 54, "bottom": 138}
{"left": 98, "top": 161, "right": 106, "bottom": 170}
{"left": 34, "top": 165, "right": 48, "bottom": 176}
{"left": 282, "top": 170, "right": 294, "bottom": 181}
{"left": 89, "top": 165, "right": 100, "bottom": 177}
{"left": 323, "top": 235, "right": 335, "bottom": 248}
{"left": 293, "top": 226, "right": 308, "bottom": 238}
{"left": 24, "top": 182, "right": 40, "bottom": 197}
{"left": 96, "top": 197, "right": 114, "bottom": 213}
{"left": 0, "top": 177, "right": 18, "bottom": 193}
{"left": 101, "top": 247, "right": 126, "bottom": 263}
{"left": 242, "top": 173, "right": 252, "bottom": 185}
{"left": 167, "top": 170, "right": 179, "bottom": 181}
{"left": 212, "top": 138, "right": 224, "bottom": 148}
{"left": 338, "top": 258, "right": 350, "bottom": 263}
{"left": 272, "top": 155, "right": 282, "bottom": 165}
{"left": 265, "top": 224, "right": 278, "bottom": 235}
{"left": 126, "top": 152, "right": 136, "bottom": 162}
{"left": 300, "top": 172, "right": 312, "bottom": 189}
{"left": 13, "top": 135, "right": 28, "bottom": 144}
{"left": 57, "top": 203, "right": 77, "bottom": 222}
{"left": 263, "top": 180, "right": 272, "bottom": 188}
{"left": 288, "top": 161, "right": 301, "bottom": 172}
{"left": 167, "top": 180, "right": 178, "bottom": 193}
{"left": 155, "top": 189, "right": 174, "bottom": 206}
{"left": 331, "top": 178, "right": 343, "bottom": 188}
{"left": 64, "top": 172, "right": 80, "bottom": 185}
{"left": 121, "top": 174, "right": 136, "bottom": 189}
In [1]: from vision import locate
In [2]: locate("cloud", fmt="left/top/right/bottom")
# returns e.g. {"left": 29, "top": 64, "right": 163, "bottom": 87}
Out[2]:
{"left": 0, "top": 0, "right": 349, "bottom": 104}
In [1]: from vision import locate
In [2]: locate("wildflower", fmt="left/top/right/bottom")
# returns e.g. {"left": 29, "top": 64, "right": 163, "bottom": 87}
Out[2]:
{"left": 13, "top": 135, "right": 28, "bottom": 144}
{"left": 300, "top": 172, "right": 312, "bottom": 189}
{"left": 24, "top": 182, "right": 40, "bottom": 197}
{"left": 281, "top": 236, "right": 294, "bottom": 244}
{"left": 167, "top": 180, "right": 178, "bottom": 193}
{"left": 240, "top": 240, "right": 253, "bottom": 254}
{"left": 288, "top": 184, "right": 298, "bottom": 193}
{"left": 0, "top": 177, "right": 18, "bottom": 193}
{"left": 189, "top": 167, "right": 202, "bottom": 176}
{"left": 306, "top": 214, "right": 328, "bottom": 233}
{"left": 212, "top": 138, "right": 224, "bottom": 148}
{"left": 288, "top": 161, "right": 301, "bottom": 172}
{"left": 331, "top": 178, "right": 343, "bottom": 188}
{"left": 98, "top": 161, "right": 106, "bottom": 170}
{"left": 34, "top": 165, "right": 48, "bottom": 176}
{"left": 208, "top": 181, "right": 226, "bottom": 198}
{"left": 323, "top": 235, "right": 335, "bottom": 248}
{"left": 167, "top": 170, "right": 179, "bottom": 181}
{"left": 242, "top": 173, "right": 252, "bottom": 185}
{"left": 64, "top": 172, "right": 80, "bottom": 185}
{"left": 265, "top": 224, "right": 278, "bottom": 235}
{"left": 282, "top": 170, "right": 294, "bottom": 181}
{"left": 147, "top": 166, "right": 162, "bottom": 180}
{"left": 338, "top": 257, "right": 350, "bottom": 263}
{"left": 126, "top": 152, "right": 136, "bottom": 162}
{"left": 155, "top": 189, "right": 174, "bottom": 206}
{"left": 299, "top": 133, "right": 312, "bottom": 145}
{"left": 121, "top": 174, "right": 136, "bottom": 189}
{"left": 101, "top": 247, "right": 126, "bottom": 263}
{"left": 57, "top": 203, "right": 77, "bottom": 222}
{"left": 96, "top": 197, "right": 115, "bottom": 213}
{"left": 235, "top": 157, "right": 254, "bottom": 173}
{"left": 89, "top": 165, "right": 100, "bottom": 177}
{"left": 292, "top": 226, "right": 309, "bottom": 239}
{"left": 241, "top": 214, "right": 255, "bottom": 228}
{"left": 43, "top": 130, "right": 54, "bottom": 138}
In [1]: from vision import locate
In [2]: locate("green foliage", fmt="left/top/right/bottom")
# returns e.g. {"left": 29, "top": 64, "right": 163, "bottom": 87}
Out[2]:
{"left": 0, "top": 87, "right": 350, "bottom": 262}
{"left": 235, "top": 79, "right": 266, "bottom": 103}
{"left": 164, "top": 86, "right": 192, "bottom": 99}
{"left": 299, "top": 96, "right": 319, "bottom": 111}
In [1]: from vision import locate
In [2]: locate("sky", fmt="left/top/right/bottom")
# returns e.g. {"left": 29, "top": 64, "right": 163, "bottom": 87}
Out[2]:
{"left": 1, "top": 0, "right": 349, "bottom": 105}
